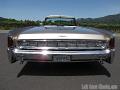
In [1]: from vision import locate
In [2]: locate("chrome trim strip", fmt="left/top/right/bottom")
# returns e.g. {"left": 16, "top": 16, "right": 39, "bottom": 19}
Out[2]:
{"left": 17, "top": 39, "right": 107, "bottom": 41}
{"left": 17, "top": 46, "right": 105, "bottom": 50}
{"left": 13, "top": 49, "right": 111, "bottom": 55}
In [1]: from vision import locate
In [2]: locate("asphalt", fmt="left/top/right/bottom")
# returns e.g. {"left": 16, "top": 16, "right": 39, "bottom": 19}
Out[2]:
{"left": 0, "top": 30, "right": 120, "bottom": 90}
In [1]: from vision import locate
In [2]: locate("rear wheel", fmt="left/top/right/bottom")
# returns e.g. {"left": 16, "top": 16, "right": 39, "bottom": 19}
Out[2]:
{"left": 10, "top": 55, "right": 17, "bottom": 63}
{"left": 8, "top": 50, "right": 17, "bottom": 63}
{"left": 105, "top": 54, "right": 115, "bottom": 64}
{"left": 105, "top": 57, "right": 112, "bottom": 64}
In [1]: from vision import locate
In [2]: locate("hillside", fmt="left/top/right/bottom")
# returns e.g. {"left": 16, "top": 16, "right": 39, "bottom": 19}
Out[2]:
{"left": 95, "top": 14, "right": 120, "bottom": 23}
{"left": 77, "top": 14, "right": 120, "bottom": 32}
{"left": 77, "top": 14, "right": 120, "bottom": 24}
{"left": 0, "top": 17, "right": 3, "bottom": 19}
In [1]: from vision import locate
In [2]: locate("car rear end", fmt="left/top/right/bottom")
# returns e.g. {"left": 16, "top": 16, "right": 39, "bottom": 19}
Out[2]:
{"left": 8, "top": 36, "right": 115, "bottom": 63}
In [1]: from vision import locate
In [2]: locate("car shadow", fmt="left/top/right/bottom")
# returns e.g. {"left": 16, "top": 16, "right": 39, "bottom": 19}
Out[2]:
{"left": 17, "top": 62, "right": 111, "bottom": 77}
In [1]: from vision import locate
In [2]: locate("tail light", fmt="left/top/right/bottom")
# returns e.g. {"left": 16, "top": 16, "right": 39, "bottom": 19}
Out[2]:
{"left": 109, "top": 38, "right": 115, "bottom": 49}
{"left": 8, "top": 36, "right": 14, "bottom": 47}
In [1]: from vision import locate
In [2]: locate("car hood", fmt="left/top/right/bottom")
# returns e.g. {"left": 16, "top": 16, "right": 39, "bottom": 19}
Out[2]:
{"left": 21, "top": 26, "right": 101, "bottom": 34}
{"left": 17, "top": 26, "right": 110, "bottom": 40}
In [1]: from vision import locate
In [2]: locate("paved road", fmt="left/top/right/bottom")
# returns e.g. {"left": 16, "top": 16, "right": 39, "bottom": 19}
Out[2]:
{"left": 0, "top": 30, "right": 120, "bottom": 90}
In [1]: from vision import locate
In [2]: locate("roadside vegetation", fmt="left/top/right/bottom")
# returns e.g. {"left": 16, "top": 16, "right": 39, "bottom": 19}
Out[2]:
{"left": 0, "top": 14, "right": 120, "bottom": 33}
{"left": 0, "top": 17, "right": 41, "bottom": 30}
{"left": 77, "top": 22, "right": 120, "bottom": 33}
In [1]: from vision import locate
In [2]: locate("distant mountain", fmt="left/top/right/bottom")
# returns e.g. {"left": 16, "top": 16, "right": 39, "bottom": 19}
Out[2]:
{"left": 95, "top": 14, "right": 120, "bottom": 23}
{"left": 0, "top": 17, "right": 8, "bottom": 20}
{"left": 0, "top": 17, "right": 4, "bottom": 19}
{"left": 77, "top": 13, "right": 120, "bottom": 24}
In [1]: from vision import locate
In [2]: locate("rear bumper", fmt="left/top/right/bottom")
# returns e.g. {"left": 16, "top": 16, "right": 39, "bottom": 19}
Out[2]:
{"left": 8, "top": 48, "right": 115, "bottom": 62}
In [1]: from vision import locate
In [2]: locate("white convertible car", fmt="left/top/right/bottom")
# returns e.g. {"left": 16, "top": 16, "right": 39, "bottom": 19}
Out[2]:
{"left": 7, "top": 15, "right": 115, "bottom": 64}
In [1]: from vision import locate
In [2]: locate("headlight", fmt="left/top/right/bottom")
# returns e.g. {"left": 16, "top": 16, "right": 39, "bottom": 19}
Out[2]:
{"left": 96, "top": 41, "right": 106, "bottom": 49}
{"left": 22, "top": 40, "right": 29, "bottom": 46}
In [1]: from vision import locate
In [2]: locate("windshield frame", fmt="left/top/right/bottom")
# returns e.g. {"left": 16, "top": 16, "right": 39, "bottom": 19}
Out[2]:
{"left": 44, "top": 16, "right": 77, "bottom": 26}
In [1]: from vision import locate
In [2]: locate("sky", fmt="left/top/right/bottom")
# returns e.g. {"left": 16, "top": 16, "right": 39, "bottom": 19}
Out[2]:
{"left": 0, "top": 0, "right": 120, "bottom": 20}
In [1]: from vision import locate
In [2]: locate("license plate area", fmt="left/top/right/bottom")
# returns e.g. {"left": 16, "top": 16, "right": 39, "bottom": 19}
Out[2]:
{"left": 52, "top": 55, "right": 71, "bottom": 62}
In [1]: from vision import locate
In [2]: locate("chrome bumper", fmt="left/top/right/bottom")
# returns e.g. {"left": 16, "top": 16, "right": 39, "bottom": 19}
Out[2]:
{"left": 8, "top": 48, "right": 115, "bottom": 62}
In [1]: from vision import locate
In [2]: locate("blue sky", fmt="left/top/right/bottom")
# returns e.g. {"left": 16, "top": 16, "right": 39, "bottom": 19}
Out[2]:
{"left": 0, "top": 0, "right": 120, "bottom": 20}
